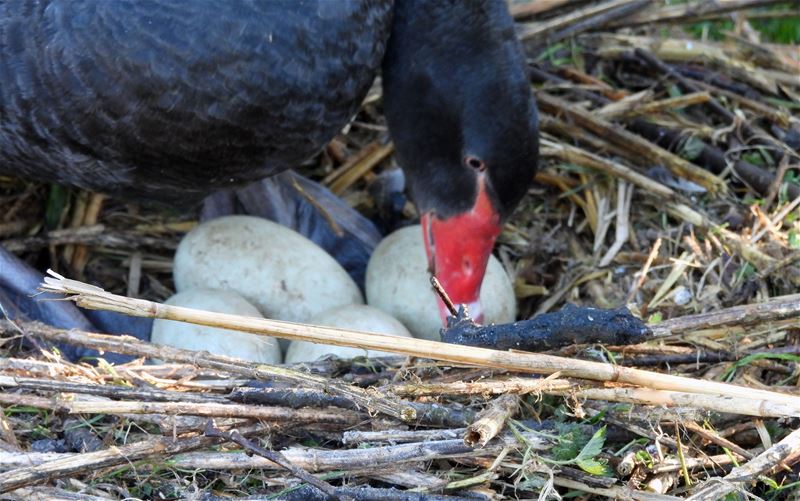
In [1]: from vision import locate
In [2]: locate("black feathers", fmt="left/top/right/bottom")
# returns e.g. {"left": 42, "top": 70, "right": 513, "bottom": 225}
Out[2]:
{"left": 1, "top": 0, "right": 538, "bottom": 221}
{"left": 0, "top": 0, "right": 392, "bottom": 205}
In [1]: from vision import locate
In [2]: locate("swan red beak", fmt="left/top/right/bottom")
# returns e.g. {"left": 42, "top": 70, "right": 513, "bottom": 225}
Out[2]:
{"left": 421, "top": 179, "right": 501, "bottom": 325}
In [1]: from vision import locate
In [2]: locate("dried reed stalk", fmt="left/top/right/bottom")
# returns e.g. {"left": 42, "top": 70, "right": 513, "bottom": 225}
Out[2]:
{"left": 550, "top": 387, "right": 800, "bottom": 418}
{"left": 37, "top": 272, "right": 800, "bottom": 418}
{"left": 0, "top": 425, "right": 264, "bottom": 493}
{"left": 464, "top": 394, "right": 519, "bottom": 447}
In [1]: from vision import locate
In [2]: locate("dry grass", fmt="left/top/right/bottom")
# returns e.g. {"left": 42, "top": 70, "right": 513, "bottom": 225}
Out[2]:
{"left": 1, "top": 1, "right": 799, "bottom": 499}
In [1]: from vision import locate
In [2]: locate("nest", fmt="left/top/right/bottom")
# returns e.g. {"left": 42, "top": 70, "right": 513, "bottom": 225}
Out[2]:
{"left": 1, "top": 1, "right": 799, "bottom": 499}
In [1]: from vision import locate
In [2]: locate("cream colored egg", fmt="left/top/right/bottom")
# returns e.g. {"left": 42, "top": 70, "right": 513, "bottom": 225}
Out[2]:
{"left": 151, "top": 288, "right": 281, "bottom": 364}
{"left": 366, "top": 225, "right": 516, "bottom": 341}
{"left": 173, "top": 216, "right": 363, "bottom": 323}
{"left": 284, "top": 304, "right": 412, "bottom": 363}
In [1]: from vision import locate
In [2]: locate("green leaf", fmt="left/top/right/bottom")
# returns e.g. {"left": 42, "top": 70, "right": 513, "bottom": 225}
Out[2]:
{"left": 752, "top": 15, "right": 800, "bottom": 44}
{"left": 576, "top": 457, "right": 612, "bottom": 476}
{"left": 576, "top": 425, "right": 606, "bottom": 464}
{"left": 551, "top": 429, "right": 582, "bottom": 461}
{"left": 722, "top": 352, "right": 800, "bottom": 382}
{"left": 516, "top": 475, "right": 548, "bottom": 491}
{"left": 742, "top": 151, "right": 768, "bottom": 168}
{"left": 766, "top": 97, "right": 800, "bottom": 111}
{"left": 534, "top": 42, "right": 567, "bottom": 63}
{"left": 636, "top": 450, "right": 654, "bottom": 469}
{"left": 788, "top": 230, "right": 800, "bottom": 250}
{"left": 685, "top": 20, "right": 734, "bottom": 41}
{"left": 586, "top": 408, "right": 607, "bottom": 425}
{"left": 45, "top": 184, "right": 70, "bottom": 230}
{"left": 738, "top": 262, "right": 756, "bottom": 281}
{"left": 678, "top": 136, "right": 705, "bottom": 161}
{"left": 571, "top": 426, "right": 613, "bottom": 475}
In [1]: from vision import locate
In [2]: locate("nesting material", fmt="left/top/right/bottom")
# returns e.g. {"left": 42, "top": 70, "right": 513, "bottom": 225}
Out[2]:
{"left": 173, "top": 216, "right": 363, "bottom": 323}
{"left": 366, "top": 225, "right": 516, "bottom": 340}
{"left": 284, "top": 304, "right": 412, "bottom": 363}
{"left": 151, "top": 288, "right": 281, "bottom": 364}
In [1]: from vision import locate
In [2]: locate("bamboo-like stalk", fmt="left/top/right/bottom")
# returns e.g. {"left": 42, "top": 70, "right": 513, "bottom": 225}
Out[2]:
{"left": 0, "top": 425, "right": 265, "bottom": 493}
{"left": 322, "top": 140, "right": 381, "bottom": 185}
{"left": 549, "top": 387, "right": 800, "bottom": 419}
{"left": 342, "top": 428, "right": 466, "bottom": 445}
{"left": 389, "top": 375, "right": 571, "bottom": 397}
{"left": 597, "top": 91, "right": 711, "bottom": 119}
{"left": 651, "top": 453, "right": 737, "bottom": 474}
{"left": 687, "top": 427, "right": 800, "bottom": 501}
{"left": 38, "top": 272, "right": 800, "bottom": 418}
{"left": 329, "top": 142, "right": 394, "bottom": 195}
{"left": 554, "top": 476, "right": 681, "bottom": 501}
{"left": 8, "top": 486, "right": 121, "bottom": 500}
{"left": 464, "top": 394, "right": 519, "bottom": 447}
{"left": 4, "top": 319, "right": 474, "bottom": 426}
{"left": 651, "top": 293, "right": 800, "bottom": 336}
{"left": 0, "top": 432, "right": 548, "bottom": 473}
{"left": 65, "top": 400, "right": 361, "bottom": 425}
{"left": 682, "top": 420, "right": 752, "bottom": 459}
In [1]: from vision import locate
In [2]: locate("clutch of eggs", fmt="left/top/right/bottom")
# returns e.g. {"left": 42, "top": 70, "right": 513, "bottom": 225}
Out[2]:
{"left": 164, "top": 217, "right": 516, "bottom": 362}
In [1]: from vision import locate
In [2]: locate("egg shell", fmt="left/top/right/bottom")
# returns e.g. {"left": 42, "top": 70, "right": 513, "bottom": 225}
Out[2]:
{"left": 366, "top": 225, "right": 516, "bottom": 341}
{"left": 173, "top": 215, "right": 364, "bottom": 324}
{"left": 151, "top": 288, "right": 281, "bottom": 364}
{"left": 284, "top": 304, "right": 412, "bottom": 363}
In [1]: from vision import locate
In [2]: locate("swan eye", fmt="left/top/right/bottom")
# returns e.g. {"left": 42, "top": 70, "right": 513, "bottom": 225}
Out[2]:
{"left": 464, "top": 155, "right": 486, "bottom": 172}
